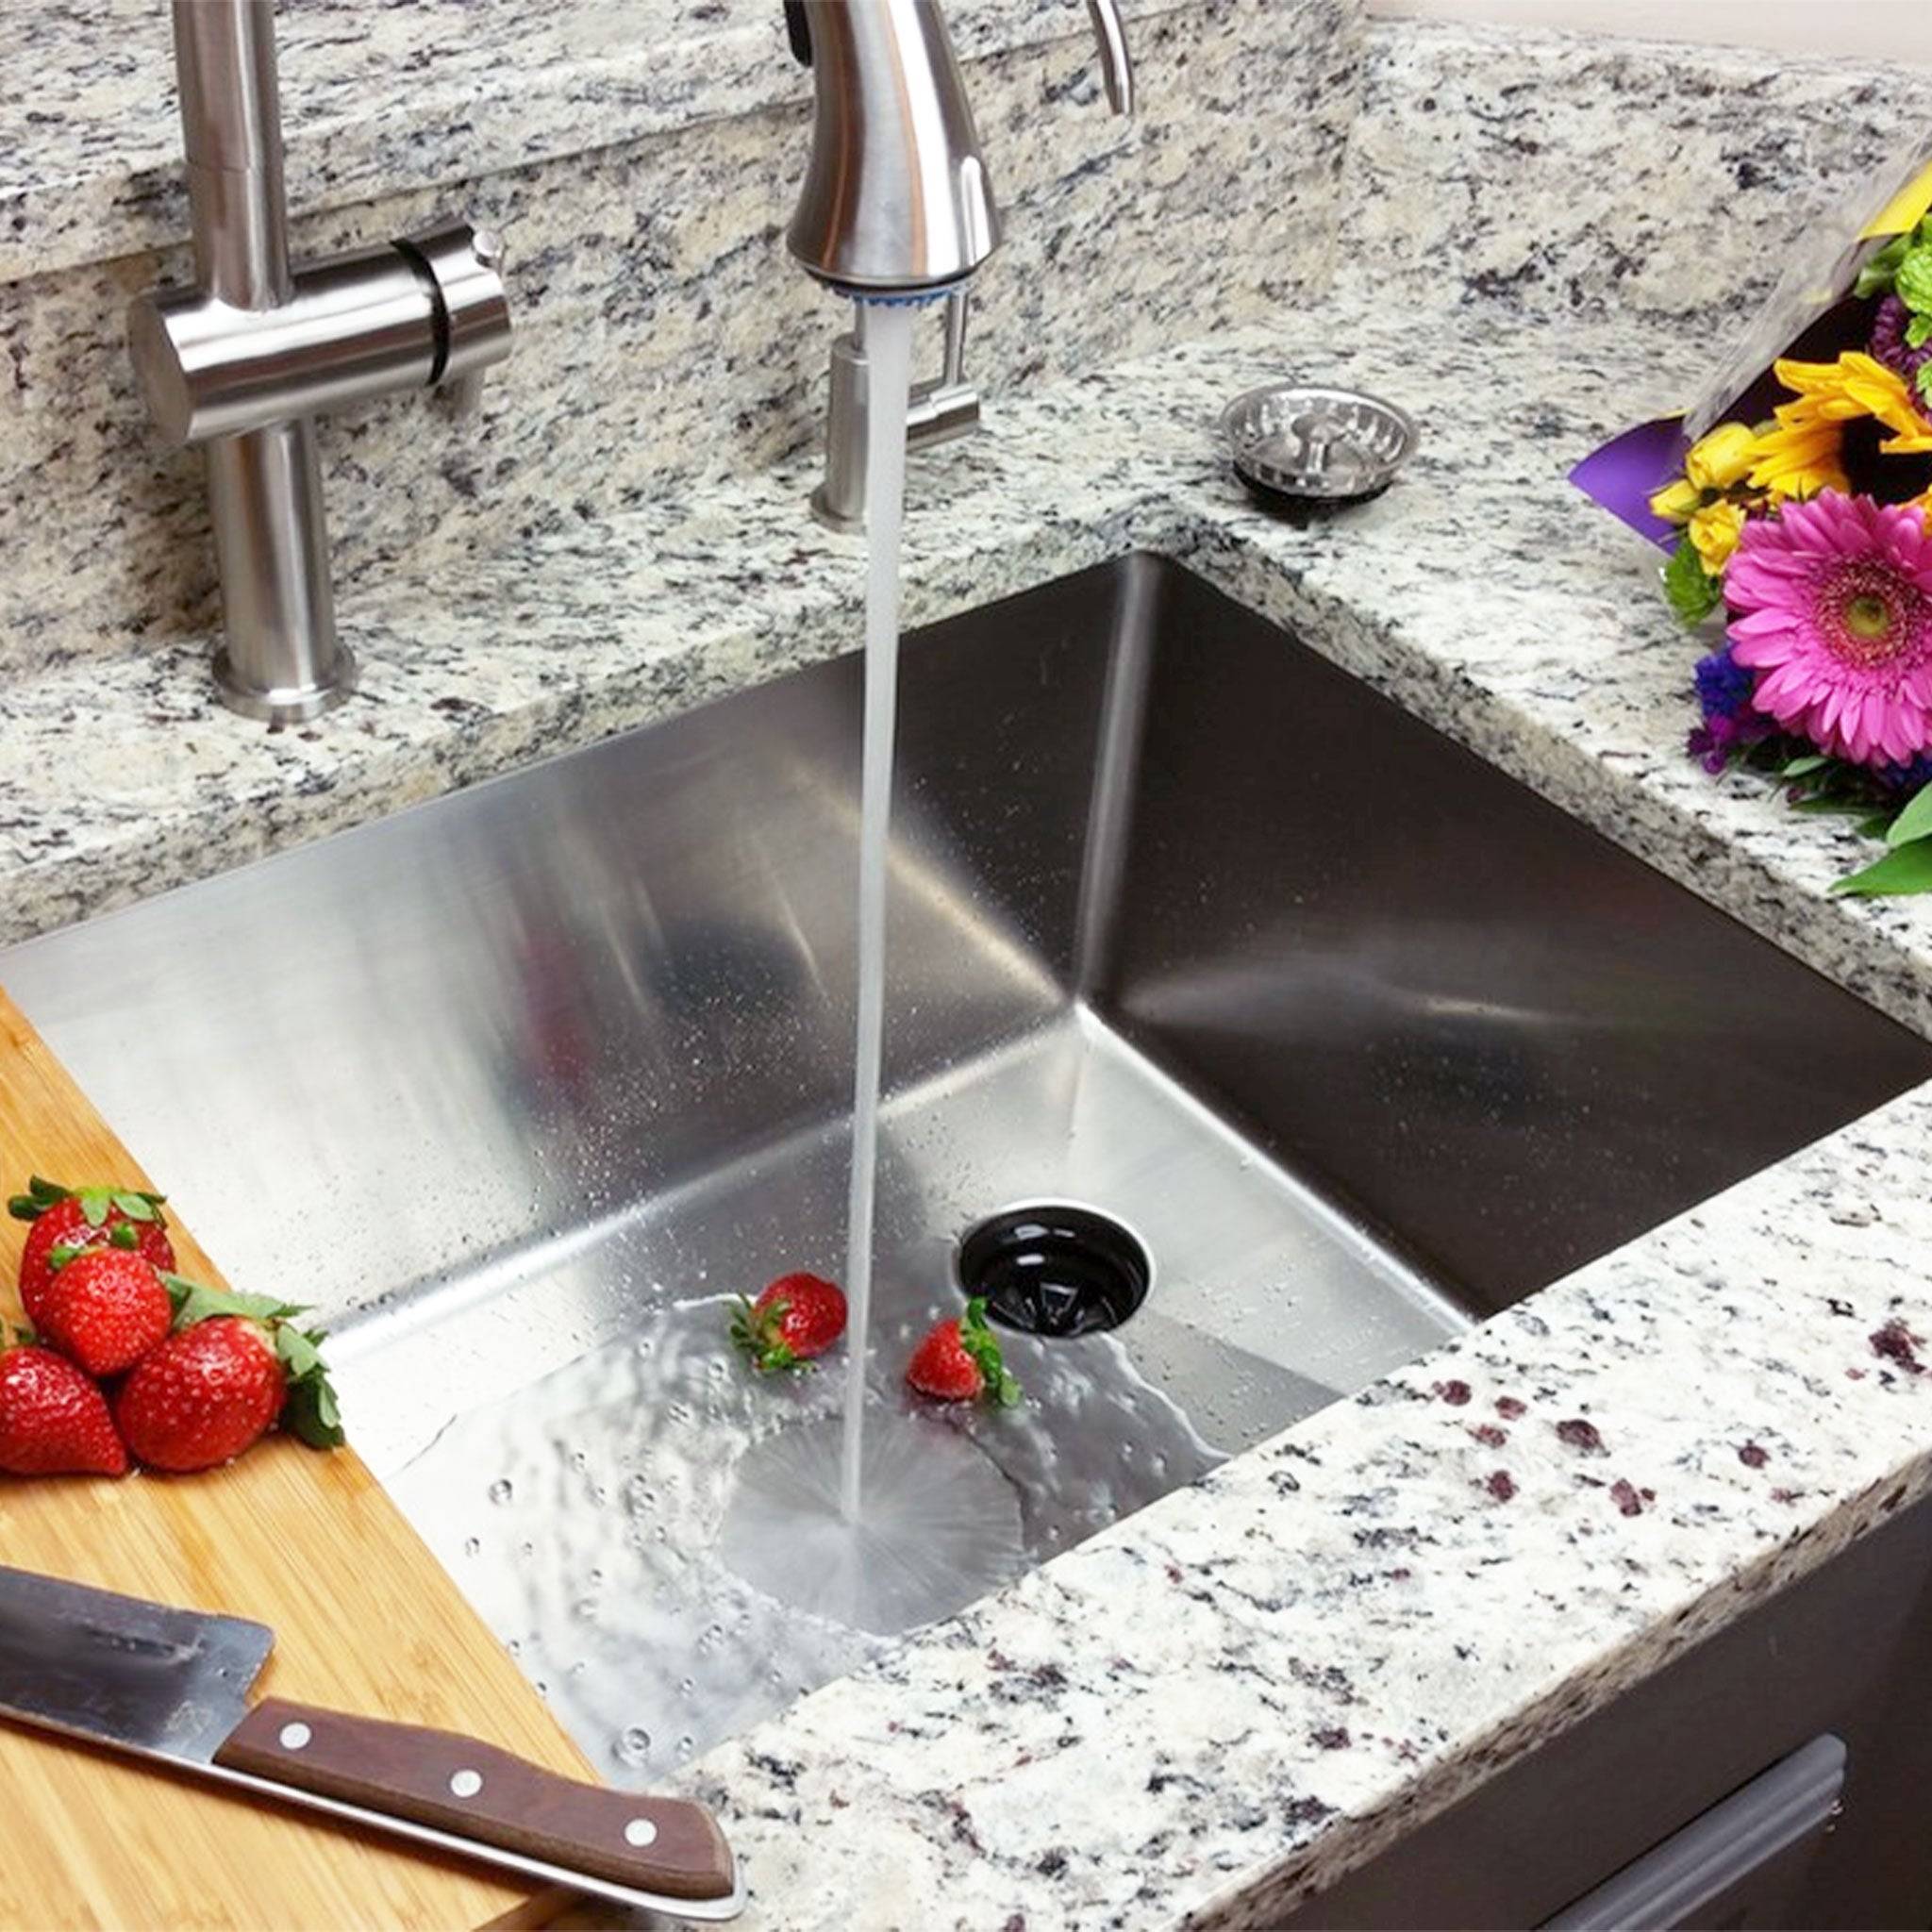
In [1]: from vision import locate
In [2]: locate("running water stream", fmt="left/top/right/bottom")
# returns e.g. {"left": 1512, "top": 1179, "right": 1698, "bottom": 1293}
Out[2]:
{"left": 838, "top": 298, "right": 915, "bottom": 1524}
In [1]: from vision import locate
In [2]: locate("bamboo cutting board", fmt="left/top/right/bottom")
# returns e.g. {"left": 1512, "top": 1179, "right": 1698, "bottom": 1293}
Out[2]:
{"left": 0, "top": 983, "right": 591, "bottom": 1931}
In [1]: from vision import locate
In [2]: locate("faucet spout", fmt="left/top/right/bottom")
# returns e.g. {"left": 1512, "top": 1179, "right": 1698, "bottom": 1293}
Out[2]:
{"left": 788, "top": 0, "right": 1135, "bottom": 527}
{"left": 785, "top": 0, "right": 999, "bottom": 297}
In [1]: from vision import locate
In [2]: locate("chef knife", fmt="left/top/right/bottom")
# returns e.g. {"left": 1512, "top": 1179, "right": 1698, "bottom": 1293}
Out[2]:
{"left": 0, "top": 1563, "right": 743, "bottom": 1921}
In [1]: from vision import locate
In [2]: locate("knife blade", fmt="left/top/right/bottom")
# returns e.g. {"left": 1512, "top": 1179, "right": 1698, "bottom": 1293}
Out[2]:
{"left": 0, "top": 1565, "right": 743, "bottom": 1922}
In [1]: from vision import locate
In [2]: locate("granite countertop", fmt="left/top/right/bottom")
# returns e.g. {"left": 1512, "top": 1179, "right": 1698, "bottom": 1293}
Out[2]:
{"left": 9, "top": 281, "right": 1932, "bottom": 1928}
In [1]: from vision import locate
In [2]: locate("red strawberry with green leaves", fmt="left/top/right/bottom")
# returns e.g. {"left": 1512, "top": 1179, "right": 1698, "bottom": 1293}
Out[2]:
{"left": 729, "top": 1272, "right": 847, "bottom": 1374}
{"left": 9, "top": 1175, "right": 175, "bottom": 1324}
{"left": 115, "top": 1279, "right": 343, "bottom": 1473}
{"left": 36, "top": 1248, "right": 173, "bottom": 1376}
{"left": 905, "top": 1297, "right": 1021, "bottom": 1407}
{"left": 0, "top": 1342, "right": 127, "bottom": 1475}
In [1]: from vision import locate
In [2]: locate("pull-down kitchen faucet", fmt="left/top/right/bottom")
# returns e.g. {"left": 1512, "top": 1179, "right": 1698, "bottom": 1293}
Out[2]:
{"left": 785, "top": 0, "right": 1133, "bottom": 528}
{"left": 127, "top": 0, "right": 512, "bottom": 724}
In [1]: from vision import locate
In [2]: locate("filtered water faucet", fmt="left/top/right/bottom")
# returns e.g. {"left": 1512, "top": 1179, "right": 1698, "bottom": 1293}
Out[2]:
{"left": 127, "top": 0, "right": 512, "bottom": 724}
{"left": 785, "top": 0, "right": 1133, "bottom": 527}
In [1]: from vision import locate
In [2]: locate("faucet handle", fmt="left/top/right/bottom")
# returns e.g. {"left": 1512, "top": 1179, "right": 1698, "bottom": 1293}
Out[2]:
{"left": 401, "top": 222, "right": 512, "bottom": 408}
{"left": 1083, "top": 0, "right": 1134, "bottom": 116}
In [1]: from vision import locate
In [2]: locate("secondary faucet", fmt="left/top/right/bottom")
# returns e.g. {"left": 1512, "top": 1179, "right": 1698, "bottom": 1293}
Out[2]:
{"left": 785, "top": 0, "right": 1133, "bottom": 529}
{"left": 128, "top": 0, "right": 512, "bottom": 724}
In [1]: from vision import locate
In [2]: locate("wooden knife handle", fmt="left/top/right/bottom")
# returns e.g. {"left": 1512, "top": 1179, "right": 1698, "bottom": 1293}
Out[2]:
{"left": 213, "top": 1697, "right": 736, "bottom": 1903}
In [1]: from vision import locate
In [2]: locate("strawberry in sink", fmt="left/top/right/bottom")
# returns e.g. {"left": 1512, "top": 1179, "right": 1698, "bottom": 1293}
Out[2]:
{"left": 729, "top": 1272, "right": 847, "bottom": 1374}
{"left": 906, "top": 1297, "right": 1021, "bottom": 1407}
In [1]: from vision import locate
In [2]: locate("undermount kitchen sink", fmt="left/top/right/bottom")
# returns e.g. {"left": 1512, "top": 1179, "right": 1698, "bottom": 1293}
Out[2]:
{"left": 8, "top": 554, "right": 1930, "bottom": 1780}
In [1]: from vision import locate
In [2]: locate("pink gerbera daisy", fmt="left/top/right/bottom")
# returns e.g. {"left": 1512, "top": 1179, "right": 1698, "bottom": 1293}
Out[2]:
{"left": 1725, "top": 491, "right": 1932, "bottom": 768}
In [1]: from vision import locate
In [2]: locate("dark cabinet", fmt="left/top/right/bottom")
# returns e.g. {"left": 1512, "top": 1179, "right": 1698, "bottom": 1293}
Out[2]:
{"left": 1272, "top": 1491, "right": 1932, "bottom": 1930}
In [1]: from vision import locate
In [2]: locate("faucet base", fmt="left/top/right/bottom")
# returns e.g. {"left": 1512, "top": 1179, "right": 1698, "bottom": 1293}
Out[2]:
{"left": 213, "top": 645, "right": 359, "bottom": 725}
{"left": 808, "top": 482, "right": 865, "bottom": 535}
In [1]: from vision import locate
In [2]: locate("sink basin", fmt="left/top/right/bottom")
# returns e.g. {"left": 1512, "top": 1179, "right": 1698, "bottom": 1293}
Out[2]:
{"left": 8, "top": 554, "right": 1929, "bottom": 1779}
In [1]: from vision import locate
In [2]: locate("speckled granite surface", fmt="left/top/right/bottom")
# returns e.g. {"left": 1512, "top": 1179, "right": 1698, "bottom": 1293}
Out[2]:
{"left": 1343, "top": 19, "right": 1932, "bottom": 325}
{"left": 11, "top": 281, "right": 1932, "bottom": 1925}
{"left": 0, "top": 0, "right": 1358, "bottom": 671}
{"left": 9, "top": 17, "right": 1932, "bottom": 1932}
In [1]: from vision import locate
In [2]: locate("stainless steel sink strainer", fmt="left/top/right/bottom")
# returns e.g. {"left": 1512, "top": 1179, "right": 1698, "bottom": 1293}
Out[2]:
{"left": 1221, "top": 383, "right": 1418, "bottom": 505}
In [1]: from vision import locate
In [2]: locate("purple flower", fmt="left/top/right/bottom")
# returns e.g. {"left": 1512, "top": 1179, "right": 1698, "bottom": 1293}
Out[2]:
{"left": 1694, "top": 647, "right": 1755, "bottom": 721}
{"left": 1687, "top": 646, "right": 1773, "bottom": 772}
{"left": 1871, "top": 295, "right": 1932, "bottom": 405}
{"left": 1880, "top": 751, "right": 1932, "bottom": 795}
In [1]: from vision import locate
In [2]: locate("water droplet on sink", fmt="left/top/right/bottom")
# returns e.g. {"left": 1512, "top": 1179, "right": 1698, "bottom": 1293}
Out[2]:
{"left": 615, "top": 1726, "right": 652, "bottom": 1767}
{"left": 488, "top": 1478, "right": 513, "bottom": 1504}
{"left": 462, "top": 1536, "right": 481, "bottom": 1557}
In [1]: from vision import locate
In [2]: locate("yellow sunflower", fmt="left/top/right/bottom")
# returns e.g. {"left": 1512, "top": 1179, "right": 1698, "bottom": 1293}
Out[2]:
{"left": 1771, "top": 352, "right": 1932, "bottom": 455}
{"left": 1743, "top": 407, "right": 1851, "bottom": 504}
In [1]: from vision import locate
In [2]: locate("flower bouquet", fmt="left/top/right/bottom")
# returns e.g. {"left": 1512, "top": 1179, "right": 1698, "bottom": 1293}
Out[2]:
{"left": 1573, "top": 152, "right": 1932, "bottom": 895}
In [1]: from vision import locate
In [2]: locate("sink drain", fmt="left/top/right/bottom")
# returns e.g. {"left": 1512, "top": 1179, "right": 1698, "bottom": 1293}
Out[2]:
{"left": 956, "top": 1203, "right": 1152, "bottom": 1338}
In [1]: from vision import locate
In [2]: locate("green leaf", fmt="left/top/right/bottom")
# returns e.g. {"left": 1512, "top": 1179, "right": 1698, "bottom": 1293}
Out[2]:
{"left": 1885, "top": 782, "right": 1932, "bottom": 849}
{"left": 108, "top": 1191, "right": 157, "bottom": 1223}
{"left": 46, "top": 1243, "right": 90, "bottom": 1270}
{"left": 1832, "top": 841, "right": 1932, "bottom": 896}
{"left": 1855, "top": 232, "right": 1911, "bottom": 298}
{"left": 159, "top": 1273, "right": 308, "bottom": 1328}
{"left": 1857, "top": 812, "right": 1896, "bottom": 839}
{"left": 1920, "top": 365, "right": 1932, "bottom": 409}
{"left": 958, "top": 1296, "right": 1022, "bottom": 1408}
{"left": 7, "top": 1196, "right": 40, "bottom": 1222}
{"left": 1896, "top": 246, "right": 1932, "bottom": 316}
{"left": 281, "top": 1373, "right": 345, "bottom": 1451}
{"left": 1779, "top": 754, "right": 1831, "bottom": 778}
{"left": 1791, "top": 797, "right": 1882, "bottom": 816}
{"left": 1909, "top": 312, "right": 1932, "bottom": 351}
{"left": 108, "top": 1222, "right": 139, "bottom": 1251}
{"left": 25, "top": 1177, "right": 68, "bottom": 1206}
{"left": 274, "top": 1325, "right": 324, "bottom": 1378}
{"left": 1662, "top": 537, "right": 1724, "bottom": 626}
{"left": 75, "top": 1190, "right": 110, "bottom": 1229}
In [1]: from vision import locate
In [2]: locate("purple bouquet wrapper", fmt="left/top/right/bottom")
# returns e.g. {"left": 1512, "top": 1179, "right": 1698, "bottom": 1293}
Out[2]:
{"left": 1568, "top": 417, "right": 1689, "bottom": 549}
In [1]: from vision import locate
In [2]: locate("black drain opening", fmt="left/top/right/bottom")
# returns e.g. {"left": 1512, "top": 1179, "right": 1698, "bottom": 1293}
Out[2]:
{"left": 957, "top": 1204, "right": 1151, "bottom": 1338}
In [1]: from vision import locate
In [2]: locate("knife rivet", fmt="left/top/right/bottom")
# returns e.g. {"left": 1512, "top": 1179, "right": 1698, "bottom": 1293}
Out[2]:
{"left": 450, "top": 1769, "right": 484, "bottom": 1798}
{"left": 625, "top": 1818, "right": 658, "bottom": 1847}
{"left": 278, "top": 1723, "right": 312, "bottom": 1751}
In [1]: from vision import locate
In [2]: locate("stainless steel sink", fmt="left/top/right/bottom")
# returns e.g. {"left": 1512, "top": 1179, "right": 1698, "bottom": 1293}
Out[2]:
{"left": 8, "top": 555, "right": 1929, "bottom": 1781}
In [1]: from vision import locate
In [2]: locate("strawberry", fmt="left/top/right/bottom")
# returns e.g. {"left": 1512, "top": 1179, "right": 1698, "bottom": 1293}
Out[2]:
{"left": 9, "top": 1176, "right": 175, "bottom": 1325}
{"left": 905, "top": 1297, "right": 1021, "bottom": 1407}
{"left": 113, "top": 1276, "right": 344, "bottom": 1473}
{"left": 115, "top": 1317, "right": 286, "bottom": 1473}
{"left": 729, "top": 1272, "right": 847, "bottom": 1374}
{"left": 0, "top": 1343, "right": 128, "bottom": 1475}
{"left": 35, "top": 1249, "right": 174, "bottom": 1377}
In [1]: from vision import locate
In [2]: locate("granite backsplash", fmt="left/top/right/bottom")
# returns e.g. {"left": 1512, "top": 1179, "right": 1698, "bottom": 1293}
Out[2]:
{"left": 5, "top": 7, "right": 1926, "bottom": 693}
{"left": 0, "top": 0, "right": 1361, "bottom": 679}
{"left": 1341, "top": 19, "right": 1932, "bottom": 326}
